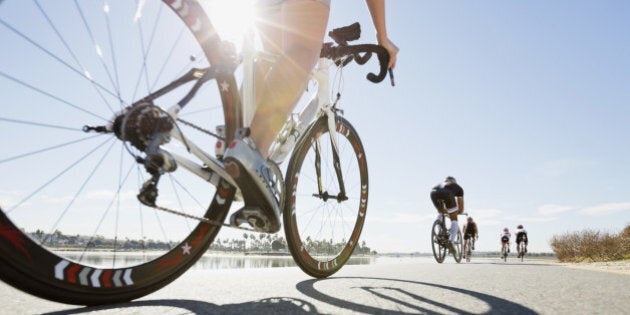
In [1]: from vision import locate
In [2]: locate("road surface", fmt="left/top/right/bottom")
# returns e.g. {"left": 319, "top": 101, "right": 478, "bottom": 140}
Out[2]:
{"left": 1, "top": 257, "right": 628, "bottom": 314}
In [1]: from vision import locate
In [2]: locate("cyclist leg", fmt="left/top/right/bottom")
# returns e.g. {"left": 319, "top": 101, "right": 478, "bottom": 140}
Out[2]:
{"left": 250, "top": 0, "right": 330, "bottom": 156}
{"left": 224, "top": 0, "right": 329, "bottom": 229}
{"left": 446, "top": 208, "right": 459, "bottom": 243}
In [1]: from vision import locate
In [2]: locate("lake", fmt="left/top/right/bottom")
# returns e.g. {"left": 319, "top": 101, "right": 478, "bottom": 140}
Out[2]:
{"left": 54, "top": 251, "right": 429, "bottom": 270}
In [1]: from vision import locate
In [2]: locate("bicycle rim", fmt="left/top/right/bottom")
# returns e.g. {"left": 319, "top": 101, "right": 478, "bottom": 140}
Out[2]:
{"left": 431, "top": 220, "right": 446, "bottom": 263}
{"left": 284, "top": 116, "right": 368, "bottom": 278}
{"left": 453, "top": 230, "right": 462, "bottom": 263}
{"left": 0, "top": 0, "right": 238, "bottom": 305}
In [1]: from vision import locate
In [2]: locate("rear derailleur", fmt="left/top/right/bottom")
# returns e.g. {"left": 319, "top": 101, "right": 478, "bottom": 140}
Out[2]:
{"left": 110, "top": 102, "right": 178, "bottom": 207}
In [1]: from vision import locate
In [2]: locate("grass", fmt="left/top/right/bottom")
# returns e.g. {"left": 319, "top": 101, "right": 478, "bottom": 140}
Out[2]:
{"left": 550, "top": 224, "right": 630, "bottom": 263}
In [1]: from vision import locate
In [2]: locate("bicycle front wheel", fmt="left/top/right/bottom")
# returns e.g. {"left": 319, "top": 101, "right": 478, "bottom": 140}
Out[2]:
{"left": 431, "top": 220, "right": 447, "bottom": 263}
{"left": 284, "top": 116, "right": 368, "bottom": 278}
{"left": 0, "top": 0, "right": 239, "bottom": 305}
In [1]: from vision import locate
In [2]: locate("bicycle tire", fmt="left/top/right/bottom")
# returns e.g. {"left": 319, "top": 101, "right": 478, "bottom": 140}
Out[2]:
{"left": 431, "top": 220, "right": 447, "bottom": 263}
{"left": 283, "top": 115, "right": 367, "bottom": 278}
{"left": 466, "top": 247, "right": 471, "bottom": 263}
{"left": 0, "top": 0, "right": 240, "bottom": 305}
{"left": 453, "top": 230, "right": 463, "bottom": 263}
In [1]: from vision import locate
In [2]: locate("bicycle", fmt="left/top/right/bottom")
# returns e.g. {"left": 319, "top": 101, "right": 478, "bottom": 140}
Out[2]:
{"left": 463, "top": 234, "right": 475, "bottom": 263}
{"left": 517, "top": 236, "right": 528, "bottom": 262}
{"left": 501, "top": 241, "right": 510, "bottom": 262}
{"left": 0, "top": 1, "right": 392, "bottom": 305}
{"left": 430, "top": 211, "right": 465, "bottom": 264}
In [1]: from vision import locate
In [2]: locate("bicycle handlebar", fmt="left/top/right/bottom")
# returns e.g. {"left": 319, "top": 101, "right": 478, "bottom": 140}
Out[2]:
{"left": 320, "top": 43, "right": 391, "bottom": 85}
{"left": 320, "top": 23, "right": 393, "bottom": 86}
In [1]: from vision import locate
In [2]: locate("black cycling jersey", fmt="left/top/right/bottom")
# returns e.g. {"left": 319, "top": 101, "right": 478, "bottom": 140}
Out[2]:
{"left": 464, "top": 222, "right": 477, "bottom": 235}
{"left": 430, "top": 181, "right": 464, "bottom": 210}
{"left": 516, "top": 231, "right": 528, "bottom": 243}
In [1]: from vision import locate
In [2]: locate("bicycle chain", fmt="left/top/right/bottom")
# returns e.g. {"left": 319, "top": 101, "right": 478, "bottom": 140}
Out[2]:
{"left": 176, "top": 118, "right": 224, "bottom": 140}
{"left": 153, "top": 204, "right": 258, "bottom": 232}
{"left": 150, "top": 119, "right": 255, "bottom": 232}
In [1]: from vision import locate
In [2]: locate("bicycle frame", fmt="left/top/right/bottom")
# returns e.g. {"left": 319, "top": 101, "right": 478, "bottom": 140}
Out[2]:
{"left": 153, "top": 26, "right": 344, "bottom": 199}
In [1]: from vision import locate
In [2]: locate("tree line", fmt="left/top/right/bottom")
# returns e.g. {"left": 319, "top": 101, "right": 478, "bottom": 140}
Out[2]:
{"left": 25, "top": 229, "right": 376, "bottom": 255}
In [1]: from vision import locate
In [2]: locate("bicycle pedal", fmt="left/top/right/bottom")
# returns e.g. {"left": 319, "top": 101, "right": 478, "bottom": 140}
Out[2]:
{"left": 229, "top": 206, "right": 274, "bottom": 233}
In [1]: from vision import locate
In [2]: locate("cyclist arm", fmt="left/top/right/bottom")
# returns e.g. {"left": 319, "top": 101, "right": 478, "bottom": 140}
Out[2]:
{"left": 365, "top": 0, "right": 398, "bottom": 69}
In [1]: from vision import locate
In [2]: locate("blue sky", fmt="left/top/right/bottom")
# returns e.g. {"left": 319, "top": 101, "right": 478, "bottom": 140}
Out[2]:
{"left": 326, "top": 1, "right": 630, "bottom": 252}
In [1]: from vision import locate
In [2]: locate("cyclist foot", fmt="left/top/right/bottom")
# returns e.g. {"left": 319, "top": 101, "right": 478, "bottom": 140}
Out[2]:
{"left": 224, "top": 131, "right": 281, "bottom": 233}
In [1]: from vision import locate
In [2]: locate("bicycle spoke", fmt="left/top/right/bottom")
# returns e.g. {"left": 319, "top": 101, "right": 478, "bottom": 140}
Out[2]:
{"left": 0, "top": 70, "right": 108, "bottom": 122}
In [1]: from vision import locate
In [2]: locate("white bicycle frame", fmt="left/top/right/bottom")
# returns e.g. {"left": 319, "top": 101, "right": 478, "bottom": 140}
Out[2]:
{"left": 156, "top": 26, "right": 342, "bottom": 196}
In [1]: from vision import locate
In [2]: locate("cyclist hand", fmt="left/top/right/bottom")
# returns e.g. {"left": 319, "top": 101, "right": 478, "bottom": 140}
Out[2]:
{"left": 377, "top": 37, "right": 398, "bottom": 69}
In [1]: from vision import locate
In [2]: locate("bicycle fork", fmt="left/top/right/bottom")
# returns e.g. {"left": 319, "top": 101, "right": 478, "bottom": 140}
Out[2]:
{"left": 312, "top": 110, "right": 348, "bottom": 203}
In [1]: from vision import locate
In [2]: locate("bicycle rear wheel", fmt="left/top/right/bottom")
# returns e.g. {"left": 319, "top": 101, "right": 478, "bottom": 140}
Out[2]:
{"left": 431, "top": 220, "right": 447, "bottom": 263}
{"left": 0, "top": 0, "right": 239, "bottom": 305}
{"left": 284, "top": 116, "right": 368, "bottom": 278}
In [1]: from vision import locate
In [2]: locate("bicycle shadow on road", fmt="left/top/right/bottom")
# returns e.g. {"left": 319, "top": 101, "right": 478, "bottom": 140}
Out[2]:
{"left": 297, "top": 276, "right": 537, "bottom": 314}
{"left": 43, "top": 297, "right": 319, "bottom": 315}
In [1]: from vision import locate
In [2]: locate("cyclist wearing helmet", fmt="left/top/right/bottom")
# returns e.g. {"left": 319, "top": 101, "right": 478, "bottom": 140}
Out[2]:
{"left": 430, "top": 176, "right": 464, "bottom": 251}
{"left": 515, "top": 224, "right": 528, "bottom": 257}
{"left": 462, "top": 216, "right": 478, "bottom": 252}
{"left": 500, "top": 227, "right": 511, "bottom": 256}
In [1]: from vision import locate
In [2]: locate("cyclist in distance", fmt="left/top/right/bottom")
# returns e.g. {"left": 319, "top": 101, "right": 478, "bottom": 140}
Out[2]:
{"left": 515, "top": 224, "right": 528, "bottom": 257}
{"left": 430, "top": 176, "right": 465, "bottom": 252}
{"left": 462, "top": 216, "right": 478, "bottom": 251}
{"left": 223, "top": 0, "right": 400, "bottom": 232}
{"left": 500, "top": 227, "right": 511, "bottom": 255}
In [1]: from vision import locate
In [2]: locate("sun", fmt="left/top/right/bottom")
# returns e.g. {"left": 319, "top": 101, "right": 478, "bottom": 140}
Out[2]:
{"left": 202, "top": 0, "right": 257, "bottom": 42}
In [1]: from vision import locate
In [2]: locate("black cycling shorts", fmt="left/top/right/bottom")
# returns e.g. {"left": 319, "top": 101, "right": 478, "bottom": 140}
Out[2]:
{"left": 430, "top": 189, "right": 456, "bottom": 210}
{"left": 501, "top": 236, "right": 509, "bottom": 243}
{"left": 464, "top": 233, "right": 475, "bottom": 240}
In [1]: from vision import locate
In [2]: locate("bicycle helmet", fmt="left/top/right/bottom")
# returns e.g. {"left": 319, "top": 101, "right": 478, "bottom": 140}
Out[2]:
{"left": 517, "top": 224, "right": 523, "bottom": 229}
{"left": 445, "top": 176, "right": 457, "bottom": 183}
{"left": 467, "top": 217, "right": 473, "bottom": 222}
{"left": 503, "top": 227, "right": 509, "bottom": 232}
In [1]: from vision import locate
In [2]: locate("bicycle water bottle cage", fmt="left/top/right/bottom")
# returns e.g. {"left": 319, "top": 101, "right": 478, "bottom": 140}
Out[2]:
{"left": 329, "top": 22, "right": 361, "bottom": 46}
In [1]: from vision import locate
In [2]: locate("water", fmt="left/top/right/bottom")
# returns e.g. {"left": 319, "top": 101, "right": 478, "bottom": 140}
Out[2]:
{"left": 55, "top": 251, "right": 386, "bottom": 270}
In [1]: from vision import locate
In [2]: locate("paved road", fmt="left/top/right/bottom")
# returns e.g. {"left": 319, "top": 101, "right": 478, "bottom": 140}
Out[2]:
{"left": 1, "top": 257, "right": 628, "bottom": 314}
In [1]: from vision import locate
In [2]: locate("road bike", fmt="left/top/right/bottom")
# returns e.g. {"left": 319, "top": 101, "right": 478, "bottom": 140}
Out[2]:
{"left": 0, "top": 0, "right": 392, "bottom": 305}
{"left": 517, "top": 236, "right": 528, "bottom": 262}
{"left": 501, "top": 241, "right": 510, "bottom": 262}
{"left": 430, "top": 211, "right": 465, "bottom": 264}
{"left": 463, "top": 234, "right": 475, "bottom": 263}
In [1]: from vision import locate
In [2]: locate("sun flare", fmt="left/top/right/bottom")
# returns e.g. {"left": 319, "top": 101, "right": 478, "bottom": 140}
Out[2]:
{"left": 202, "top": 0, "right": 257, "bottom": 42}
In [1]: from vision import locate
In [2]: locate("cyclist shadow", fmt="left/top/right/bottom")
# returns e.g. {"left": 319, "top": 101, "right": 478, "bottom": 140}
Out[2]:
{"left": 296, "top": 276, "right": 537, "bottom": 315}
{"left": 43, "top": 297, "right": 319, "bottom": 315}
